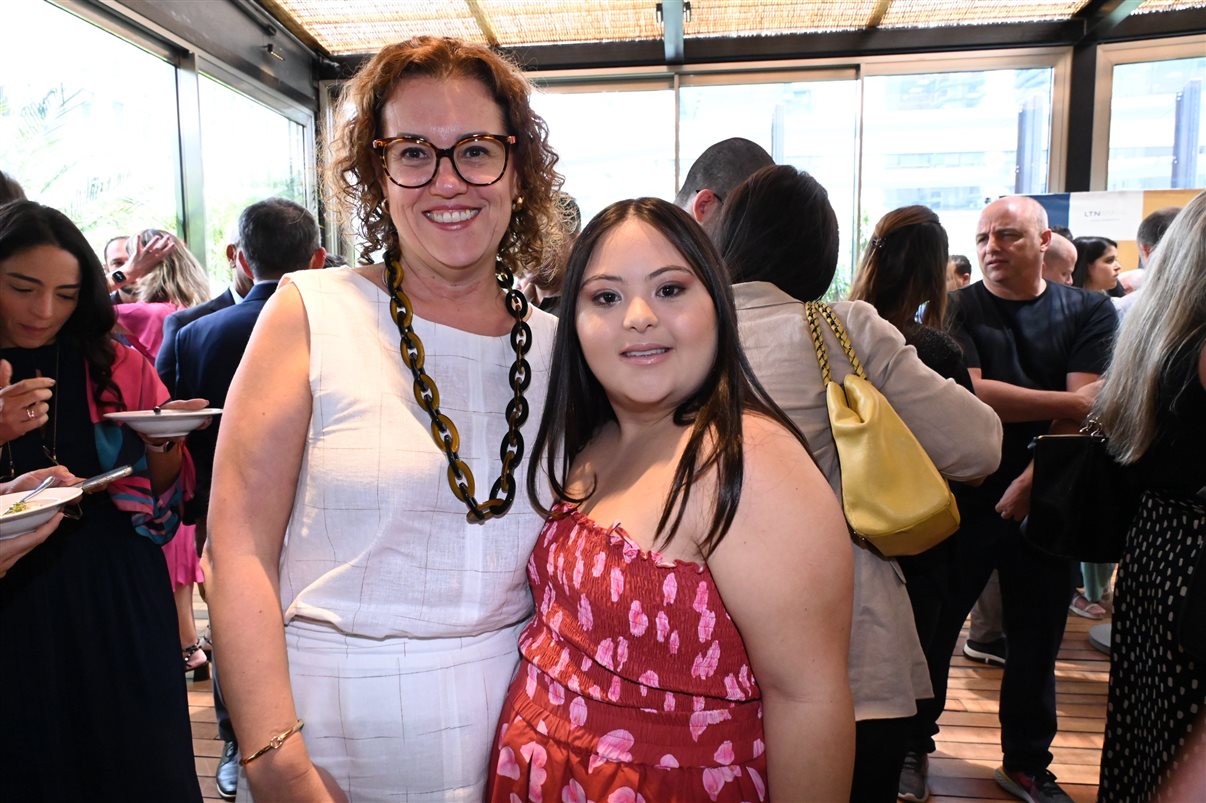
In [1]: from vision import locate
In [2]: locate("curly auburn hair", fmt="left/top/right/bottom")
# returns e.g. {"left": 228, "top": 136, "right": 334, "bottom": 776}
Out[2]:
{"left": 325, "top": 36, "right": 562, "bottom": 276}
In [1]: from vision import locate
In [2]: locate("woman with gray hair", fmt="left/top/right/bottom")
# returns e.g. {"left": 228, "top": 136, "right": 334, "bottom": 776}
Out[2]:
{"left": 1094, "top": 193, "right": 1205, "bottom": 801}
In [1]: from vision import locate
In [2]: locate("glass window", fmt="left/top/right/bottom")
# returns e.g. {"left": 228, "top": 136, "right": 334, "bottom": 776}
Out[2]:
{"left": 1107, "top": 56, "right": 1206, "bottom": 191}
{"left": 0, "top": 0, "right": 181, "bottom": 257}
{"left": 198, "top": 75, "right": 308, "bottom": 283}
{"left": 198, "top": 72, "right": 308, "bottom": 284}
{"left": 531, "top": 87, "right": 675, "bottom": 225}
{"left": 680, "top": 79, "right": 860, "bottom": 295}
{"left": 862, "top": 67, "right": 1054, "bottom": 265}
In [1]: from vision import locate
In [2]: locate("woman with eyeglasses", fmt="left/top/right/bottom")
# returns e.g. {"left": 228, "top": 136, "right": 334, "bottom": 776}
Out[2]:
{"left": 0, "top": 200, "right": 205, "bottom": 800}
{"left": 206, "top": 37, "right": 562, "bottom": 801}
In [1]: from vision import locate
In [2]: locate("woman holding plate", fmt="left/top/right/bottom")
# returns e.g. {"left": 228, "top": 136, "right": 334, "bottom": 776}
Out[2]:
{"left": 0, "top": 464, "right": 73, "bottom": 578}
{"left": 206, "top": 36, "right": 562, "bottom": 801}
{"left": 0, "top": 200, "right": 204, "bottom": 799}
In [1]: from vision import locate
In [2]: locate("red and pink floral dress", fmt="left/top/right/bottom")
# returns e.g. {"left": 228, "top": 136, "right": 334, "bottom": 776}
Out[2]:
{"left": 487, "top": 503, "right": 768, "bottom": 802}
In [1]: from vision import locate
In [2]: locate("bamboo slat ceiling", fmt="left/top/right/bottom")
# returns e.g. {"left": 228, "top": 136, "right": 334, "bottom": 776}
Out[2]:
{"left": 262, "top": 0, "right": 1206, "bottom": 56}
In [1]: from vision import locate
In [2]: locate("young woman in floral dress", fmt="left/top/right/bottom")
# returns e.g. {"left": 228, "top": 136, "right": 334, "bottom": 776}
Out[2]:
{"left": 487, "top": 198, "right": 855, "bottom": 802}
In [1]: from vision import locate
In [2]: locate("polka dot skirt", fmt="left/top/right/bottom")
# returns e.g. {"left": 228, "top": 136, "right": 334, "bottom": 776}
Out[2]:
{"left": 1099, "top": 491, "right": 1205, "bottom": 802}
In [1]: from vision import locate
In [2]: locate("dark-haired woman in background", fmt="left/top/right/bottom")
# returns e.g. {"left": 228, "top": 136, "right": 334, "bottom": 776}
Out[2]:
{"left": 714, "top": 166, "right": 1001, "bottom": 802}
{"left": 850, "top": 205, "right": 973, "bottom": 391}
{"left": 1072, "top": 235, "right": 1123, "bottom": 295}
{"left": 488, "top": 197, "right": 854, "bottom": 801}
{"left": 0, "top": 200, "right": 203, "bottom": 799}
{"left": 1095, "top": 195, "right": 1205, "bottom": 801}
{"left": 848, "top": 204, "right": 988, "bottom": 801}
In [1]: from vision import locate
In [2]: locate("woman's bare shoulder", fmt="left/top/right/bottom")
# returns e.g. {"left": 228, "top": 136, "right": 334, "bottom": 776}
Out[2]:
{"left": 741, "top": 412, "right": 809, "bottom": 463}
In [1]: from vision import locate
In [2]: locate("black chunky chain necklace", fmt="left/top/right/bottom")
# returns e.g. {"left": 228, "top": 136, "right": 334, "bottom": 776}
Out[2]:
{"left": 384, "top": 254, "right": 533, "bottom": 522}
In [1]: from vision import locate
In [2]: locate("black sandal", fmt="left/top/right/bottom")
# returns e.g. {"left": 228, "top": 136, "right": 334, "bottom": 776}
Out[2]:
{"left": 183, "top": 638, "right": 210, "bottom": 682}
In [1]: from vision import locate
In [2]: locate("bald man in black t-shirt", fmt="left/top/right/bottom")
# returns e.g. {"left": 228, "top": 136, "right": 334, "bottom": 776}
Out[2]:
{"left": 901, "top": 196, "right": 1116, "bottom": 803}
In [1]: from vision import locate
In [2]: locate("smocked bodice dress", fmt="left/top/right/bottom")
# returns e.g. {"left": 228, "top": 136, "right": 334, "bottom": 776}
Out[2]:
{"left": 487, "top": 504, "right": 768, "bottom": 802}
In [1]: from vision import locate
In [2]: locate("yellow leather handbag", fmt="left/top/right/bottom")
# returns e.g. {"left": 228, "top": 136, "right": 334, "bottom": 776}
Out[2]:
{"left": 805, "top": 302, "right": 960, "bottom": 557}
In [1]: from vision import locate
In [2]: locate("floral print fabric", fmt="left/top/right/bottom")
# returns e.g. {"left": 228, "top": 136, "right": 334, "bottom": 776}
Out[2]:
{"left": 487, "top": 505, "right": 768, "bottom": 802}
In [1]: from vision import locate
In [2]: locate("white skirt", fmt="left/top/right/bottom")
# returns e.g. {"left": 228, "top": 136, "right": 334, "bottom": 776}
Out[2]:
{"left": 237, "top": 619, "right": 524, "bottom": 802}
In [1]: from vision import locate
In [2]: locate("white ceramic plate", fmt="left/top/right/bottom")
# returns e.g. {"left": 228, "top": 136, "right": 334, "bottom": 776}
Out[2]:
{"left": 103, "top": 408, "right": 222, "bottom": 438}
{"left": 0, "top": 486, "right": 83, "bottom": 540}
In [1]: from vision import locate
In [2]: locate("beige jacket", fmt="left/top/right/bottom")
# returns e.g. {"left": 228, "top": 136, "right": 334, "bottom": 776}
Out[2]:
{"left": 735, "top": 282, "right": 1003, "bottom": 720}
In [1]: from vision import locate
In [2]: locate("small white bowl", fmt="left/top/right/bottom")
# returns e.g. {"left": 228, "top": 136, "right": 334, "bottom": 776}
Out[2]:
{"left": 0, "top": 486, "right": 83, "bottom": 540}
{"left": 104, "top": 408, "right": 222, "bottom": 438}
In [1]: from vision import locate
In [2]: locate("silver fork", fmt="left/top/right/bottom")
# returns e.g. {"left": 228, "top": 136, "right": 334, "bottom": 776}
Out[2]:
{"left": 3, "top": 475, "right": 57, "bottom": 515}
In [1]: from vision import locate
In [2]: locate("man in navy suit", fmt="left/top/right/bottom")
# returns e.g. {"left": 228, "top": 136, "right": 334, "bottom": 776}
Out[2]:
{"left": 156, "top": 232, "right": 254, "bottom": 396}
{"left": 175, "top": 197, "right": 324, "bottom": 799}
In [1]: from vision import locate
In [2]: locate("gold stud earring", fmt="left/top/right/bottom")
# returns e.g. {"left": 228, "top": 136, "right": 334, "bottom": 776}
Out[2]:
{"left": 512, "top": 195, "right": 525, "bottom": 213}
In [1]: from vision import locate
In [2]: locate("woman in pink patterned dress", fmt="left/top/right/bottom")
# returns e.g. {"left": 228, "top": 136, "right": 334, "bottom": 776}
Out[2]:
{"left": 487, "top": 198, "right": 855, "bottom": 802}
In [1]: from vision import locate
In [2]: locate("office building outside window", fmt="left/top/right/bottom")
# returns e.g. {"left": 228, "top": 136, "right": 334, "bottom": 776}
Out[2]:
{"left": 1107, "top": 56, "right": 1205, "bottom": 190}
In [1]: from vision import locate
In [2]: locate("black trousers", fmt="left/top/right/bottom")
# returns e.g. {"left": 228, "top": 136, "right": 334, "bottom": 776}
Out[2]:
{"left": 851, "top": 716, "right": 910, "bottom": 802}
{"left": 213, "top": 657, "right": 237, "bottom": 745}
{"left": 903, "top": 500, "right": 1075, "bottom": 771}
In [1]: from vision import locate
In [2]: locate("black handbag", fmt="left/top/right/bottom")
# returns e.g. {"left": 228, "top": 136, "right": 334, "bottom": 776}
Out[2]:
{"left": 1022, "top": 428, "right": 1140, "bottom": 563}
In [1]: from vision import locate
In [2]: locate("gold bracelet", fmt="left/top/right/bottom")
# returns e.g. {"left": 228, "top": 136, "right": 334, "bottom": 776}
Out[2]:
{"left": 239, "top": 719, "right": 304, "bottom": 766}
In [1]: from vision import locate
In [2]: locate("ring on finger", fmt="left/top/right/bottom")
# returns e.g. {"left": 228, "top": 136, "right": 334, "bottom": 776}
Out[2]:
{"left": 25, "top": 407, "right": 36, "bottom": 420}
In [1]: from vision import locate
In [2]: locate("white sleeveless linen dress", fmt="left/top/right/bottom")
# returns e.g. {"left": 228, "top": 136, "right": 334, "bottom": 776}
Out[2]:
{"left": 237, "top": 268, "right": 556, "bottom": 802}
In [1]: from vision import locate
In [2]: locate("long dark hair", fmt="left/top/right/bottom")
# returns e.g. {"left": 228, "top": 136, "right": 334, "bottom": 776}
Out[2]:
{"left": 0, "top": 201, "right": 119, "bottom": 408}
{"left": 527, "top": 197, "right": 808, "bottom": 556}
{"left": 849, "top": 205, "right": 950, "bottom": 331}
{"left": 1071, "top": 235, "right": 1118, "bottom": 290}
{"left": 714, "top": 164, "right": 839, "bottom": 302}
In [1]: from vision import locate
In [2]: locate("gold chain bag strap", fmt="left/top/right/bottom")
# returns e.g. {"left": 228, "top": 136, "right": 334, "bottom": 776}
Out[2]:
{"left": 804, "top": 302, "right": 960, "bottom": 556}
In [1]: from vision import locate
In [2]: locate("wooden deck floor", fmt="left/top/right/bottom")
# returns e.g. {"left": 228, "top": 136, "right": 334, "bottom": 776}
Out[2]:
{"left": 187, "top": 604, "right": 1108, "bottom": 801}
